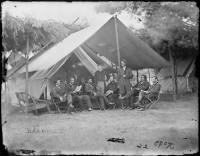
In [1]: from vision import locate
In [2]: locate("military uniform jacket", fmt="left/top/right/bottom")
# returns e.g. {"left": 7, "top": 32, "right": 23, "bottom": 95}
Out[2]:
{"left": 135, "top": 81, "right": 150, "bottom": 91}
{"left": 52, "top": 86, "right": 66, "bottom": 98}
{"left": 118, "top": 67, "right": 133, "bottom": 80}
{"left": 148, "top": 83, "right": 161, "bottom": 95}
{"left": 105, "top": 81, "right": 118, "bottom": 92}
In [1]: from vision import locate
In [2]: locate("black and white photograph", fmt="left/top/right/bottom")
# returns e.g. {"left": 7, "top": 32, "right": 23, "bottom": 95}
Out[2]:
{"left": 1, "top": 1, "right": 198, "bottom": 155}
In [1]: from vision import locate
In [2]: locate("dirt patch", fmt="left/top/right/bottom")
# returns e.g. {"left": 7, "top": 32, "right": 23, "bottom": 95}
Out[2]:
{"left": 2, "top": 94, "right": 198, "bottom": 155}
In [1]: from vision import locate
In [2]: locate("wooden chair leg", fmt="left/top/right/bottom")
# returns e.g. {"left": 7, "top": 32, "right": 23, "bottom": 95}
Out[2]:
{"left": 35, "top": 109, "right": 38, "bottom": 115}
{"left": 143, "top": 102, "right": 151, "bottom": 110}
{"left": 66, "top": 103, "right": 73, "bottom": 113}
{"left": 54, "top": 103, "right": 61, "bottom": 113}
{"left": 143, "top": 97, "right": 156, "bottom": 110}
{"left": 46, "top": 105, "right": 51, "bottom": 113}
{"left": 147, "top": 103, "right": 153, "bottom": 109}
{"left": 147, "top": 100, "right": 157, "bottom": 109}
{"left": 57, "top": 106, "right": 62, "bottom": 113}
{"left": 121, "top": 100, "right": 124, "bottom": 109}
{"left": 113, "top": 104, "right": 116, "bottom": 109}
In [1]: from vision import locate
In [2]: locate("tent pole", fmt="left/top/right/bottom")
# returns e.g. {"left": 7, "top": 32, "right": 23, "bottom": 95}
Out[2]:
{"left": 25, "top": 35, "right": 29, "bottom": 110}
{"left": 148, "top": 68, "right": 151, "bottom": 82}
{"left": 114, "top": 15, "right": 121, "bottom": 67}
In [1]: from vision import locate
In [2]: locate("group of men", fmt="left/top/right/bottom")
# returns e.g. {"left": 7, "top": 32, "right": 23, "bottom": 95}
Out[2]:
{"left": 51, "top": 59, "right": 161, "bottom": 113}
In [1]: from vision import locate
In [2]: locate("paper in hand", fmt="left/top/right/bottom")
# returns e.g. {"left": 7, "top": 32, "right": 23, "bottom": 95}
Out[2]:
{"left": 73, "top": 85, "right": 82, "bottom": 93}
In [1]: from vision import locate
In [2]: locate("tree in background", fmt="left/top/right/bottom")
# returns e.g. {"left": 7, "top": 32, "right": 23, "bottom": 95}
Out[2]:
{"left": 2, "top": 12, "right": 86, "bottom": 106}
{"left": 2, "top": 12, "right": 85, "bottom": 55}
{"left": 95, "top": 2, "right": 199, "bottom": 100}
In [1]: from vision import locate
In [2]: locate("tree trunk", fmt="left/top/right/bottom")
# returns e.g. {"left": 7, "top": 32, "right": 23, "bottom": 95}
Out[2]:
{"left": 25, "top": 36, "right": 29, "bottom": 109}
{"left": 169, "top": 44, "right": 177, "bottom": 101}
{"left": 174, "top": 57, "right": 178, "bottom": 94}
{"left": 114, "top": 15, "right": 121, "bottom": 67}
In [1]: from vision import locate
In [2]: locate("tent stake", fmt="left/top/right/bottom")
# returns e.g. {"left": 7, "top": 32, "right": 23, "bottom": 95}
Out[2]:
{"left": 114, "top": 15, "right": 121, "bottom": 67}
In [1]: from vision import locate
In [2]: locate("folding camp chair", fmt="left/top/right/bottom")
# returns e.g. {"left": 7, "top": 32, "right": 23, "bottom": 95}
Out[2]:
{"left": 50, "top": 92, "right": 72, "bottom": 113}
{"left": 16, "top": 92, "right": 51, "bottom": 115}
{"left": 139, "top": 92, "right": 161, "bottom": 111}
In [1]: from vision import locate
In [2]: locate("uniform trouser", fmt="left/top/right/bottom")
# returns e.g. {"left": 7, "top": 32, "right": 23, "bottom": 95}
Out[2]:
{"left": 96, "top": 92, "right": 110, "bottom": 109}
{"left": 118, "top": 78, "right": 131, "bottom": 96}
{"left": 53, "top": 96, "right": 73, "bottom": 113}
{"left": 73, "top": 95, "right": 92, "bottom": 110}
{"left": 118, "top": 78, "right": 131, "bottom": 107}
{"left": 123, "top": 88, "right": 140, "bottom": 102}
{"left": 81, "top": 95, "right": 92, "bottom": 109}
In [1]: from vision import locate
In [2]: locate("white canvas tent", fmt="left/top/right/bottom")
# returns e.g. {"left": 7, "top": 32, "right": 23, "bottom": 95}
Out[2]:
{"left": 6, "top": 47, "right": 109, "bottom": 105}
{"left": 157, "top": 56, "right": 197, "bottom": 93}
{"left": 6, "top": 15, "right": 170, "bottom": 105}
{"left": 17, "top": 16, "right": 169, "bottom": 73}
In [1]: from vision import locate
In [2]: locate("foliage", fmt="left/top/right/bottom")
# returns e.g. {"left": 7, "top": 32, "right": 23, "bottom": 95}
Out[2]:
{"left": 145, "top": 2, "right": 199, "bottom": 51}
{"left": 95, "top": 2, "right": 199, "bottom": 55}
{"left": 95, "top": 2, "right": 127, "bottom": 14}
{"left": 2, "top": 12, "right": 85, "bottom": 55}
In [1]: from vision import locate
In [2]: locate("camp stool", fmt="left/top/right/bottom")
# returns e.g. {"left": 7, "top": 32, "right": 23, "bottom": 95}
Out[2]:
{"left": 15, "top": 92, "right": 51, "bottom": 115}
{"left": 142, "top": 91, "right": 161, "bottom": 110}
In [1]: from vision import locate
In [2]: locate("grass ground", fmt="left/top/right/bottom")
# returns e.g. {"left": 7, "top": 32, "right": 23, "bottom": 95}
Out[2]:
{"left": 2, "top": 93, "right": 198, "bottom": 155}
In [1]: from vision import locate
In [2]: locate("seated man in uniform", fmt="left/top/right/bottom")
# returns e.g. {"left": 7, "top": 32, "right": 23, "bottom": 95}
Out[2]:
{"left": 121, "top": 75, "right": 150, "bottom": 99}
{"left": 132, "top": 74, "right": 150, "bottom": 96}
{"left": 85, "top": 78, "right": 113, "bottom": 110}
{"left": 68, "top": 77, "right": 93, "bottom": 111}
{"left": 119, "top": 74, "right": 150, "bottom": 108}
{"left": 52, "top": 79, "right": 73, "bottom": 113}
{"left": 105, "top": 73, "right": 119, "bottom": 108}
{"left": 134, "top": 77, "right": 161, "bottom": 109}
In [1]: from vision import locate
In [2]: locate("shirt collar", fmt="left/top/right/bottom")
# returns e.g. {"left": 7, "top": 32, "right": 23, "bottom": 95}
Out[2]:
{"left": 123, "top": 66, "right": 126, "bottom": 70}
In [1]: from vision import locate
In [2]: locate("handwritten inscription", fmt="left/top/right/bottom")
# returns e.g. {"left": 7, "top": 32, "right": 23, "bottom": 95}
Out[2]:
{"left": 26, "top": 128, "right": 63, "bottom": 133}
{"left": 136, "top": 140, "right": 175, "bottom": 150}
{"left": 39, "top": 150, "right": 61, "bottom": 155}
{"left": 154, "top": 140, "right": 175, "bottom": 149}
{"left": 136, "top": 144, "right": 148, "bottom": 149}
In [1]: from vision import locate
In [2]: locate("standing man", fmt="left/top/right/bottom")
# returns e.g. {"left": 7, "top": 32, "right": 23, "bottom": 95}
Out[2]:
{"left": 118, "top": 59, "right": 133, "bottom": 99}
{"left": 94, "top": 65, "right": 107, "bottom": 95}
